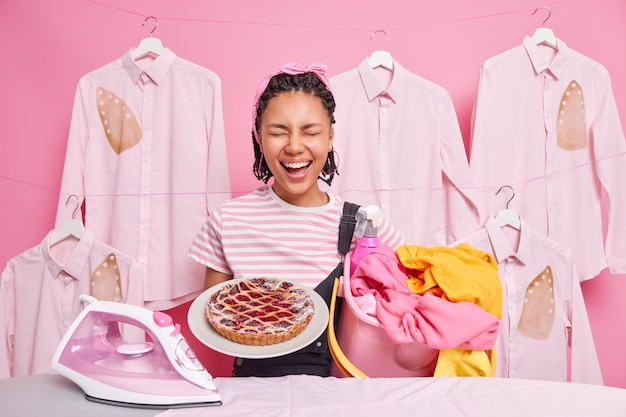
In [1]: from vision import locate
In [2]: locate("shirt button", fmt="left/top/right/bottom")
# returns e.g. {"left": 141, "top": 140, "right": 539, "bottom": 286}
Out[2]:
{"left": 140, "top": 259, "right": 146, "bottom": 265}
{"left": 235, "top": 358, "right": 243, "bottom": 366}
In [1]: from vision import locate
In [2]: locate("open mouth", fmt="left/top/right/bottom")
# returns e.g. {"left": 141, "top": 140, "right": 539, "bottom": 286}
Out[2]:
{"left": 282, "top": 161, "right": 312, "bottom": 175}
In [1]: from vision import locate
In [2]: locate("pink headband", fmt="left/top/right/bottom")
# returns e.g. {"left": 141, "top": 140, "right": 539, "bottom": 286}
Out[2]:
{"left": 251, "top": 63, "right": 333, "bottom": 141}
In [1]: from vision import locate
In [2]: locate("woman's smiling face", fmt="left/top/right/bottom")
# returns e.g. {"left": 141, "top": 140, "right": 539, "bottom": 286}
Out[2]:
{"left": 258, "top": 90, "right": 334, "bottom": 207}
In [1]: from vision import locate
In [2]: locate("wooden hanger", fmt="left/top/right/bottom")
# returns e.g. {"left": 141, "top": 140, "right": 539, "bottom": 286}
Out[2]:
{"left": 531, "top": 6, "right": 557, "bottom": 48}
{"left": 132, "top": 16, "right": 164, "bottom": 60}
{"left": 51, "top": 195, "right": 85, "bottom": 245}
{"left": 494, "top": 186, "right": 521, "bottom": 230}
{"left": 368, "top": 29, "right": 394, "bottom": 71}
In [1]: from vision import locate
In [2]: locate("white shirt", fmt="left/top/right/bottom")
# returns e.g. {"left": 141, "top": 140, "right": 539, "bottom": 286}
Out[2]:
{"left": 456, "top": 217, "right": 603, "bottom": 385}
{"left": 469, "top": 37, "right": 626, "bottom": 280}
{"left": 54, "top": 49, "right": 231, "bottom": 309}
{"left": 0, "top": 230, "right": 142, "bottom": 378}
{"left": 328, "top": 58, "right": 478, "bottom": 246}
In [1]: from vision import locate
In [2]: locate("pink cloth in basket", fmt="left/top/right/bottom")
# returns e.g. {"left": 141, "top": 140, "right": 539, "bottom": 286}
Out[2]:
{"left": 351, "top": 245, "right": 499, "bottom": 350}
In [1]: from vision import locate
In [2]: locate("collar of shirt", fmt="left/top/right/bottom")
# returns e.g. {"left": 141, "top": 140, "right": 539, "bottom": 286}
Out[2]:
{"left": 522, "top": 36, "right": 567, "bottom": 79}
{"left": 266, "top": 185, "right": 337, "bottom": 212}
{"left": 43, "top": 228, "right": 97, "bottom": 280}
{"left": 483, "top": 216, "right": 531, "bottom": 265}
{"left": 357, "top": 57, "right": 406, "bottom": 104}
{"left": 121, "top": 48, "right": 177, "bottom": 86}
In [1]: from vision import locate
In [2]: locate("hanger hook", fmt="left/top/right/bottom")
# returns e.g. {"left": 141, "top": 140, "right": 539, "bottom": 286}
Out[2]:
{"left": 370, "top": 29, "right": 388, "bottom": 50}
{"left": 531, "top": 6, "right": 552, "bottom": 26}
{"left": 65, "top": 194, "right": 81, "bottom": 218}
{"left": 142, "top": 16, "right": 158, "bottom": 36}
{"left": 496, "top": 185, "right": 515, "bottom": 209}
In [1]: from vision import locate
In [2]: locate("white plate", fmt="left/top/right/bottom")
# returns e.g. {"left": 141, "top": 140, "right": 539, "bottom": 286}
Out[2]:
{"left": 188, "top": 279, "right": 329, "bottom": 359}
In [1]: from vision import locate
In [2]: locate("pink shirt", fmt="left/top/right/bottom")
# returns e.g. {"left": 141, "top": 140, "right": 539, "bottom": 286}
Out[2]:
{"left": 469, "top": 37, "right": 626, "bottom": 280}
{"left": 0, "top": 230, "right": 142, "bottom": 378}
{"left": 456, "top": 217, "right": 603, "bottom": 385}
{"left": 327, "top": 58, "right": 478, "bottom": 246}
{"left": 54, "top": 49, "right": 231, "bottom": 309}
{"left": 189, "top": 186, "right": 404, "bottom": 288}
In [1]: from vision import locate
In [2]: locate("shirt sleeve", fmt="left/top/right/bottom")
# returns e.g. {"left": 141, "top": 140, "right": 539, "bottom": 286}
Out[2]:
{"left": 568, "top": 268, "right": 604, "bottom": 384}
{"left": 188, "top": 207, "right": 231, "bottom": 275}
{"left": 0, "top": 261, "right": 16, "bottom": 378}
{"left": 378, "top": 216, "right": 406, "bottom": 250}
{"left": 438, "top": 90, "right": 480, "bottom": 243}
{"left": 204, "top": 75, "right": 232, "bottom": 210}
{"left": 468, "top": 63, "right": 498, "bottom": 225}
{"left": 591, "top": 69, "right": 626, "bottom": 274}
{"left": 54, "top": 80, "right": 89, "bottom": 226}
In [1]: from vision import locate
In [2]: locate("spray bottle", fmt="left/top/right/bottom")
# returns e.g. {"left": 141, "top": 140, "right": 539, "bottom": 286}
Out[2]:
{"left": 349, "top": 205, "right": 382, "bottom": 276}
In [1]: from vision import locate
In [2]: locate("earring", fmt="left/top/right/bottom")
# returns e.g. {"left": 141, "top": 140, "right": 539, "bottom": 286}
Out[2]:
{"left": 322, "top": 149, "right": 340, "bottom": 177}
{"left": 254, "top": 153, "right": 265, "bottom": 177}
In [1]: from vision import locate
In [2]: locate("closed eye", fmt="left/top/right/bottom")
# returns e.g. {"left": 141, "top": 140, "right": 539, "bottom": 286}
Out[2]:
{"left": 302, "top": 123, "right": 323, "bottom": 137}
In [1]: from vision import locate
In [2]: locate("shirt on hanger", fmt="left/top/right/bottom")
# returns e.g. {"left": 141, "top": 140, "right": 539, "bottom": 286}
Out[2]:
{"left": 54, "top": 49, "right": 231, "bottom": 309}
{"left": 469, "top": 36, "right": 626, "bottom": 280}
{"left": 0, "top": 229, "right": 142, "bottom": 378}
{"left": 188, "top": 186, "right": 405, "bottom": 289}
{"left": 455, "top": 217, "right": 603, "bottom": 385}
{"left": 327, "top": 58, "right": 478, "bottom": 246}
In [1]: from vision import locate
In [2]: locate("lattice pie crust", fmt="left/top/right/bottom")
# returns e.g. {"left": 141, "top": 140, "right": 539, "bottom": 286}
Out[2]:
{"left": 206, "top": 278, "right": 315, "bottom": 346}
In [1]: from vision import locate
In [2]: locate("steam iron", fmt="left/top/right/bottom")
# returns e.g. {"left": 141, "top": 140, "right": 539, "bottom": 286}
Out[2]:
{"left": 51, "top": 295, "right": 222, "bottom": 409}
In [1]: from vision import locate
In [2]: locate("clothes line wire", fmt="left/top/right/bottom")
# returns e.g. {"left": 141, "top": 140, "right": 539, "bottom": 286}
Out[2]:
{"left": 2, "top": 150, "right": 624, "bottom": 200}
{"left": 84, "top": 0, "right": 563, "bottom": 35}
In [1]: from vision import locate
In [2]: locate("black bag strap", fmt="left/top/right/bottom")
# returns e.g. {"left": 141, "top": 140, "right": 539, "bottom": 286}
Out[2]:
{"left": 324, "top": 201, "right": 360, "bottom": 282}
{"left": 325, "top": 202, "right": 362, "bottom": 376}
{"left": 338, "top": 202, "right": 361, "bottom": 257}
{"left": 315, "top": 201, "right": 360, "bottom": 307}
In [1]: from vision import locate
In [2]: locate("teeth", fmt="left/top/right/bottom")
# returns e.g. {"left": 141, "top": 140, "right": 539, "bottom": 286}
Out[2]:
{"left": 283, "top": 161, "right": 309, "bottom": 169}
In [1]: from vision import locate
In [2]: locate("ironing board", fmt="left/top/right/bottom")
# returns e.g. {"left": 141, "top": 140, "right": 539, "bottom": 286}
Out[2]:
{"left": 2, "top": 373, "right": 626, "bottom": 417}
{"left": 0, "top": 374, "right": 156, "bottom": 417}
{"left": 164, "top": 376, "right": 626, "bottom": 417}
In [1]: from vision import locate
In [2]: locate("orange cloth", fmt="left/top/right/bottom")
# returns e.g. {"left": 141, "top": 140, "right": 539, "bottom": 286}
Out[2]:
{"left": 396, "top": 243, "right": 501, "bottom": 319}
{"left": 396, "top": 243, "right": 502, "bottom": 377}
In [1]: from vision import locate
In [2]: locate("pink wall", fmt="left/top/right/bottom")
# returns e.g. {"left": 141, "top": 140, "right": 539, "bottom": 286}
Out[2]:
{"left": 1, "top": 0, "right": 625, "bottom": 386}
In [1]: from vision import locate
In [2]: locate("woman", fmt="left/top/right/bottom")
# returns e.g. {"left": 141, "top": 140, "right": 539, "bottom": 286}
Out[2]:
{"left": 189, "top": 63, "right": 404, "bottom": 376}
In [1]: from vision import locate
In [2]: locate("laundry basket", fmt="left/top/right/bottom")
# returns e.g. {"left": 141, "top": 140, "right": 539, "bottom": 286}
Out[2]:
{"left": 329, "top": 252, "right": 438, "bottom": 378}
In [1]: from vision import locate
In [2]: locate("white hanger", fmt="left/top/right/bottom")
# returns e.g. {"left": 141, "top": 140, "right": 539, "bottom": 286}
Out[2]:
{"left": 132, "top": 16, "right": 164, "bottom": 60}
{"left": 531, "top": 6, "right": 557, "bottom": 48}
{"left": 494, "top": 186, "right": 521, "bottom": 230}
{"left": 51, "top": 195, "right": 85, "bottom": 245}
{"left": 368, "top": 29, "right": 394, "bottom": 71}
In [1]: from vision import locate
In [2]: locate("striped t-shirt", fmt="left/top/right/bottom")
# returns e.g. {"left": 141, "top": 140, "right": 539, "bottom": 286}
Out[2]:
{"left": 189, "top": 186, "right": 404, "bottom": 288}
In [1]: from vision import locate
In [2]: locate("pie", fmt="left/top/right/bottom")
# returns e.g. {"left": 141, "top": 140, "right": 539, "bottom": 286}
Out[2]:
{"left": 206, "top": 278, "right": 315, "bottom": 346}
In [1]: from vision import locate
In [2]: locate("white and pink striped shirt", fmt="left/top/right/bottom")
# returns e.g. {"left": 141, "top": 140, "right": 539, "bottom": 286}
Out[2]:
{"left": 188, "top": 186, "right": 404, "bottom": 288}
